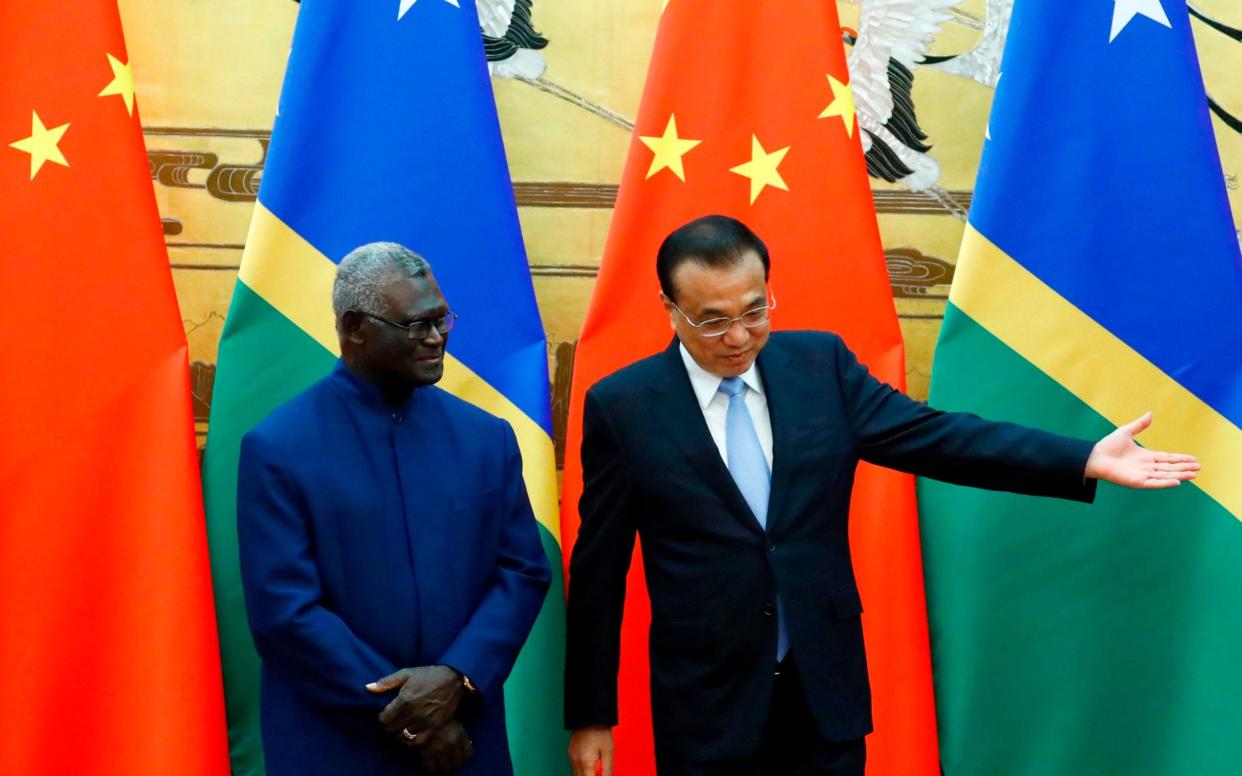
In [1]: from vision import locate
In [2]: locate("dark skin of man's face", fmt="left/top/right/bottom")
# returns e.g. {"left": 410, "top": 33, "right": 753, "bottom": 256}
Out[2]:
{"left": 339, "top": 272, "right": 449, "bottom": 405}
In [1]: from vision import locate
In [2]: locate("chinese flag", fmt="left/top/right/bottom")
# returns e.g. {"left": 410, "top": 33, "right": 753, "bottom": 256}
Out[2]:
{"left": 0, "top": 4, "right": 230, "bottom": 774}
{"left": 560, "top": 2, "right": 940, "bottom": 774}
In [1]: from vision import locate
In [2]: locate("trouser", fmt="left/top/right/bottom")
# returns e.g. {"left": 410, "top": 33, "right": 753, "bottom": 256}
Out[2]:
{"left": 661, "top": 657, "right": 867, "bottom": 776}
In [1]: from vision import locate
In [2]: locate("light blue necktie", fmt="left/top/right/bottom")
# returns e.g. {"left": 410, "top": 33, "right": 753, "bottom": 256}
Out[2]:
{"left": 719, "top": 376, "right": 789, "bottom": 661}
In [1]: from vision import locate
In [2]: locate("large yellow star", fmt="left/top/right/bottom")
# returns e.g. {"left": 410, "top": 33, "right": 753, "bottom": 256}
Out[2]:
{"left": 729, "top": 135, "right": 790, "bottom": 204}
{"left": 98, "top": 53, "right": 135, "bottom": 115}
{"left": 638, "top": 114, "right": 701, "bottom": 181}
{"left": 10, "top": 111, "right": 70, "bottom": 180}
{"left": 818, "top": 74, "right": 856, "bottom": 138}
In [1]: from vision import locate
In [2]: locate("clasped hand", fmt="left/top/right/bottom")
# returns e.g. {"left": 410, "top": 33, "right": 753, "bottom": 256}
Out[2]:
{"left": 367, "top": 665, "right": 474, "bottom": 773}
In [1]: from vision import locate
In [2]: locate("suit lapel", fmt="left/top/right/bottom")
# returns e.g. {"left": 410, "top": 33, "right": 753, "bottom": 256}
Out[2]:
{"left": 757, "top": 337, "right": 803, "bottom": 535}
{"left": 646, "top": 340, "right": 766, "bottom": 537}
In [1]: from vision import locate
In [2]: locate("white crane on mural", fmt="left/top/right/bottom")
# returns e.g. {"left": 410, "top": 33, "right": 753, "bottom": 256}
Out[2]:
{"left": 479, "top": 0, "right": 548, "bottom": 79}
{"left": 481, "top": 0, "right": 637, "bottom": 129}
{"left": 842, "top": 0, "right": 1015, "bottom": 215}
{"left": 923, "top": 0, "right": 1012, "bottom": 87}
{"left": 843, "top": 0, "right": 957, "bottom": 193}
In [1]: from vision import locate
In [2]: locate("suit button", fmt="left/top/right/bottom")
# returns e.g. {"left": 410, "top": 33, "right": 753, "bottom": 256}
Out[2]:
{"left": 766, "top": 542, "right": 776, "bottom": 553}
{"left": 762, "top": 603, "right": 775, "bottom": 616}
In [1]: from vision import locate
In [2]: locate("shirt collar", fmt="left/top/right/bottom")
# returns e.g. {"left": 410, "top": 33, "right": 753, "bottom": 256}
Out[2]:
{"left": 330, "top": 359, "right": 421, "bottom": 413}
{"left": 678, "top": 343, "right": 765, "bottom": 410}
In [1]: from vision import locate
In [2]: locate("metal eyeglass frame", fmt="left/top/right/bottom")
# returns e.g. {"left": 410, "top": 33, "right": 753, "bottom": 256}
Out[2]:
{"left": 669, "top": 292, "right": 777, "bottom": 338}
{"left": 361, "top": 310, "right": 458, "bottom": 340}
{"left": 670, "top": 291, "right": 775, "bottom": 337}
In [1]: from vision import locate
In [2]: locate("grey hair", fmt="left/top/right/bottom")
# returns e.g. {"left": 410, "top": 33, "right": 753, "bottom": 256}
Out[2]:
{"left": 332, "top": 242, "right": 431, "bottom": 325}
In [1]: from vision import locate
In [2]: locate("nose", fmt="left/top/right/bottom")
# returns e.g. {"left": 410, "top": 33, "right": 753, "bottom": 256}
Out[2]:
{"left": 420, "top": 324, "right": 445, "bottom": 346}
{"left": 721, "top": 319, "right": 749, "bottom": 346}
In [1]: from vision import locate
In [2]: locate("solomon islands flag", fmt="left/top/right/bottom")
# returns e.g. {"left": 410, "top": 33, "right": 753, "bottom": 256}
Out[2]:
{"left": 200, "top": 2, "right": 566, "bottom": 774}
{"left": 919, "top": 2, "right": 1242, "bottom": 774}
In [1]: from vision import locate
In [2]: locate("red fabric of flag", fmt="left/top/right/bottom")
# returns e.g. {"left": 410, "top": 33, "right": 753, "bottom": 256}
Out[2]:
{"left": 0, "top": 4, "right": 230, "bottom": 773}
{"left": 560, "top": 3, "right": 939, "bottom": 773}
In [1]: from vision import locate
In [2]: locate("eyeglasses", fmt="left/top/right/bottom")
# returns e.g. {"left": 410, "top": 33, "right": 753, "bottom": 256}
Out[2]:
{"left": 670, "top": 293, "right": 776, "bottom": 338}
{"left": 361, "top": 310, "right": 458, "bottom": 340}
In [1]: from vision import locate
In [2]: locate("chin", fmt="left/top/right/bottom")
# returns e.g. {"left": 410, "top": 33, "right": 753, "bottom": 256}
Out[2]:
{"left": 419, "top": 366, "right": 445, "bottom": 386}
{"left": 716, "top": 361, "right": 753, "bottom": 377}
{"left": 405, "top": 363, "right": 444, "bottom": 387}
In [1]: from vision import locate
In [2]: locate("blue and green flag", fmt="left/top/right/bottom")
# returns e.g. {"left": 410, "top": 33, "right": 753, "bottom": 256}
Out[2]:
{"left": 201, "top": 2, "right": 566, "bottom": 774}
{"left": 919, "top": 2, "right": 1242, "bottom": 774}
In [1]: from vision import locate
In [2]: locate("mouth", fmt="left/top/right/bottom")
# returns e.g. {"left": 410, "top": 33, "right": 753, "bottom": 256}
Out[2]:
{"left": 415, "top": 352, "right": 443, "bottom": 365}
{"left": 722, "top": 351, "right": 750, "bottom": 364}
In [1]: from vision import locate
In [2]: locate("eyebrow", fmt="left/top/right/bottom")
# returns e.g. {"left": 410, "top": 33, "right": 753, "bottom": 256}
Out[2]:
{"left": 698, "top": 296, "right": 766, "bottom": 317}
{"left": 397, "top": 305, "right": 449, "bottom": 324}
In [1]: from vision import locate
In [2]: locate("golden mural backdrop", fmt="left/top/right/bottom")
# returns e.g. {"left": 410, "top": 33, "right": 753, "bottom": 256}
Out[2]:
{"left": 115, "top": 0, "right": 1242, "bottom": 449}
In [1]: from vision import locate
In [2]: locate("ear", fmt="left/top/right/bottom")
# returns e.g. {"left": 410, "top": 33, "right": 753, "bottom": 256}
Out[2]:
{"left": 340, "top": 311, "right": 367, "bottom": 345}
{"left": 659, "top": 293, "right": 679, "bottom": 331}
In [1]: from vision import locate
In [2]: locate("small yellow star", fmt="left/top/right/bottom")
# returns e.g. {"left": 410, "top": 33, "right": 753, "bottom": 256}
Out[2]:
{"left": 638, "top": 114, "right": 701, "bottom": 181}
{"left": 818, "top": 74, "right": 856, "bottom": 138}
{"left": 729, "top": 135, "right": 790, "bottom": 204}
{"left": 98, "top": 53, "right": 135, "bottom": 115}
{"left": 10, "top": 111, "right": 70, "bottom": 180}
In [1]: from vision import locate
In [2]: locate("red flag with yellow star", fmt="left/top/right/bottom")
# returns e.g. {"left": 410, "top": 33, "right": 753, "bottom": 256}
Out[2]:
{"left": 0, "top": 4, "right": 230, "bottom": 774}
{"left": 560, "top": 2, "right": 939, "bottom": 773}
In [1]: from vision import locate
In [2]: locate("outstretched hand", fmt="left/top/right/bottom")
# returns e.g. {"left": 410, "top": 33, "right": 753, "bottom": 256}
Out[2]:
{"left": 1085, "top": 412, "right": 1199, "bottom": 489}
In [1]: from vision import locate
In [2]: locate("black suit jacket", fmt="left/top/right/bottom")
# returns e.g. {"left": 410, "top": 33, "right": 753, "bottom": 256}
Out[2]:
{"left": 564, "top": 331, "right": 1097, "bottom": 765}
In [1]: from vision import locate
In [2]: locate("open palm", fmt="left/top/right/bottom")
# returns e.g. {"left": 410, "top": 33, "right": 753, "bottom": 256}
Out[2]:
{"left": 1085, "top": 412, "right": 1200, "bottom": 489}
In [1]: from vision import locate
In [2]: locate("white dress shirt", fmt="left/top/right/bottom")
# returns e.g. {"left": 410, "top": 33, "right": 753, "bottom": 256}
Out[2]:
{"left": 679, "top": 344, "right": 774, "bottom": 470}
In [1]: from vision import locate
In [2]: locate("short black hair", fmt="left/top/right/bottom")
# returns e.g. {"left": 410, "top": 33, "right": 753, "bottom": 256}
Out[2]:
{"left": 656, "top": 215, "right": 770, "bottom": 301}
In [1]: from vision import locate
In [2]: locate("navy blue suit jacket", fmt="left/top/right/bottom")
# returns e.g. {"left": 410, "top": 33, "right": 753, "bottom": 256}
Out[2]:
{"left": 565, "top": 332, "right": 1097, "bottom": 766}
{"left": 238, "top": 362, "right": 551, "bottom": 775}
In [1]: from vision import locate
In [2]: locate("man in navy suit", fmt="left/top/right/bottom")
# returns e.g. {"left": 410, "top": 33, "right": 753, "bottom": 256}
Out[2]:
{"left": 238, "top": 242, "right": 551, "bottom": 775}
{"left": 564, "top": 216, "right": 1199, "bottom": 776}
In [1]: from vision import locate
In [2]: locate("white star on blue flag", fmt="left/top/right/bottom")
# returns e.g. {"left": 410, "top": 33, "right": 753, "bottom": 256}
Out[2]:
{"left": 399, "top": 0, "right": 460, "bottom": 21}
{"left": 1110, "top": 0, "right": 1171, "bottom": 42}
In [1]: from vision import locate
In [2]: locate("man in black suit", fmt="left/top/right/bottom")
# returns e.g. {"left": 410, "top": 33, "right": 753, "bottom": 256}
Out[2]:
{"left": 564, "top": 215, "right": 1199, "bottom": 776}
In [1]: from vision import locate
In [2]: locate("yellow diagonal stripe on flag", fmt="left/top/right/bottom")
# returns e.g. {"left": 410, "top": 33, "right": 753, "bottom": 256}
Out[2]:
{"left": 950, "top": 223, "right": 1242, "bottom": 521}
